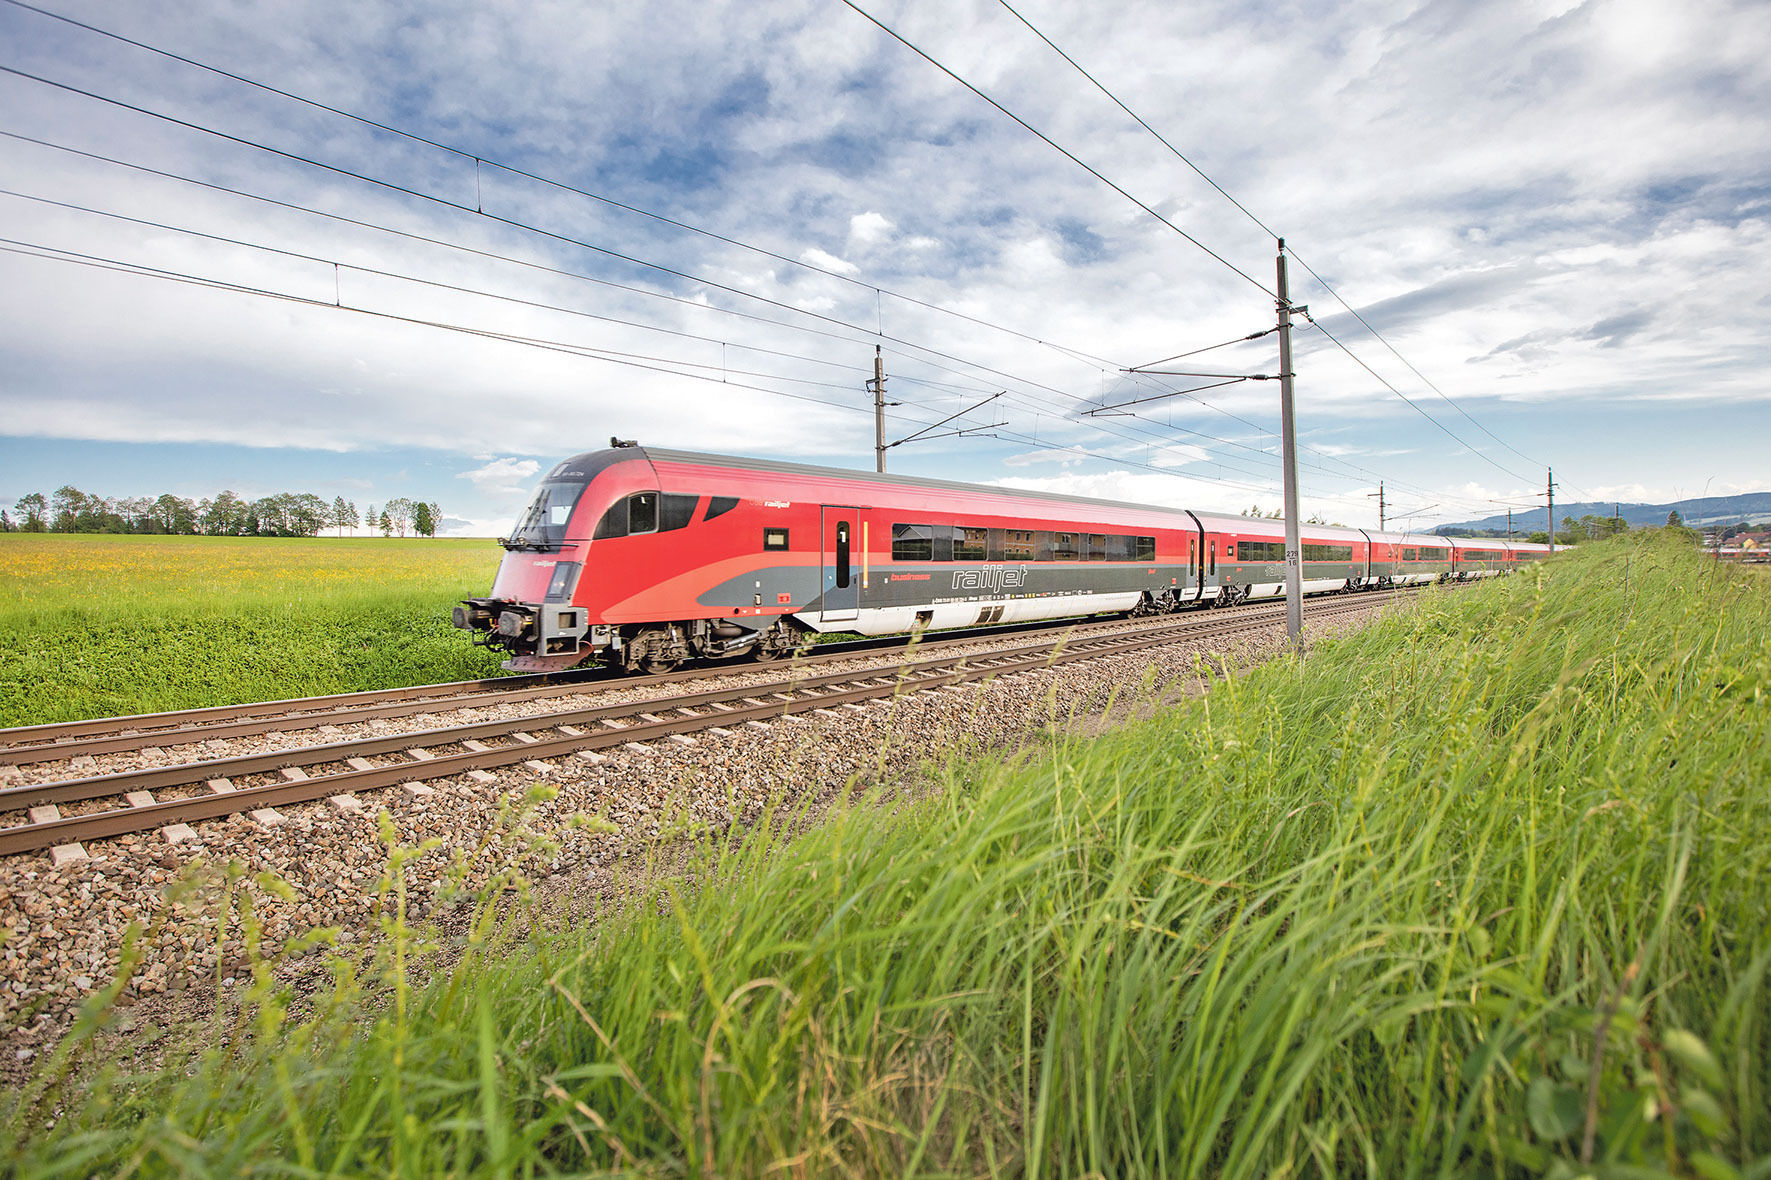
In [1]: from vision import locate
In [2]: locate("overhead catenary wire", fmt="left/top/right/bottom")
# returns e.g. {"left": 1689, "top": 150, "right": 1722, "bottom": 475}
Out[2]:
{"left": 994, "top": 0, "right": 1549, "bottom": 476}
{"left": 0, "top": 25, "right": 1509, "bottom": 516}
{"left": 834, "top": 0, "right": 1275, "bottom": 298}
{"left": 4, "top": 4, "right": 1328, "bottom": 503}
{"left": 0, "top": 109, "right": 1226, "bottom": 467}
{"left": 0, "top": 187, "right": 909, "bottom": 385}
{"left": 0, "top": 238, "right": 952, "bottom": 423}
{"left": 0, "top": 235, "right": 1287, "bottom": 496}
{"left": 995, "top": 0, "right": 1282, "bottom": 242}
{"left": 0, "top": 1, "right": 1247, "bottom": 398}
{"left": 0, "top": 53, "right": 1405, "bottom": 503}
{"left": 4, "top": 126, "right": 1396, "bottom": 499}
{"left": 1, "top": 152, "right": 1493, "bottom": 514}
{"left": 11, "top": 230, "right": 1499, "bottom": 515}
{"left": 1302, "top": 315, "right": 1532, "bottom": 484}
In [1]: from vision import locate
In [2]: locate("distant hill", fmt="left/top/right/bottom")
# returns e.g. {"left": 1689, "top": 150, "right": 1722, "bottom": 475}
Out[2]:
{"left": 1435, "top": 492, "right": 1771, "bottom": 535}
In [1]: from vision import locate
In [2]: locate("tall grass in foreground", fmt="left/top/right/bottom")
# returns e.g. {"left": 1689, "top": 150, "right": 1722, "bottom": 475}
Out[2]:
{"left": 13, "top": 534, "right": 1769, "bottom": 1177}
{"left": 0, "top": 535, "right": 504, "bottom": 724}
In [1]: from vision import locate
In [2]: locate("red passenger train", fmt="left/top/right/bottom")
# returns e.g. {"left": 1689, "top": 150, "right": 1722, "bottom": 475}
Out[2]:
{"left": 454, "top": 443, "right": 1548, "bottom": 673}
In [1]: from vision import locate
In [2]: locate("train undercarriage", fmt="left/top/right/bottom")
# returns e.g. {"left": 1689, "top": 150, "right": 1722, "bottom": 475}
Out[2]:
{"left": 454, "top": 598, "right": 809, "bottom": 674}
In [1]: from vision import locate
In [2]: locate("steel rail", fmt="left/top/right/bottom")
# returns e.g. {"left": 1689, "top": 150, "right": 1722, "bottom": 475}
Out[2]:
{"left": 2, "top": 601, "right": 1223, "bottom": 751}
{"left": 0, "top": 598, "right": 1311, "bottom": 764}
{"left": 0, "top": 666, "right": 603, "bottom": 748}
{"left": 0, "top": 594, "right": 1400, "bottom": 857}
{"left": 0, "top": 611, "right": 1265, "bottom": 807}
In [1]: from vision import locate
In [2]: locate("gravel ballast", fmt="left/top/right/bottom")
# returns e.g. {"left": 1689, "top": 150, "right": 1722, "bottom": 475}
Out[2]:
{"left": 0, "top": 601, "right": 1398, "bottom": 1083}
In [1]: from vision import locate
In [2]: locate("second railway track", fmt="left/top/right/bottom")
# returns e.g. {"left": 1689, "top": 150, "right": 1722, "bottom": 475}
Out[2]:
{"left": 0, "top": 594, "right": 1335, "bottom": 765}
{"left": 0, "top": 590, "right": 1420, "bottom": 858}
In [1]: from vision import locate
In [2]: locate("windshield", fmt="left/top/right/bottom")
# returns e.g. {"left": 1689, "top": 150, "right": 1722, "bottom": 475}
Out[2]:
{"left": 502, "top": 478, "right": 589, "bottom": 550}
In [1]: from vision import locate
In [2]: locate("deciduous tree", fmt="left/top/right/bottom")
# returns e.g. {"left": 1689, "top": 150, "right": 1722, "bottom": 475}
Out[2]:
{"left": 383, "top": 497, "right": 415, "bottom": 537}
{"left": 14, "top": 492, "right": 47, "bottom": 532}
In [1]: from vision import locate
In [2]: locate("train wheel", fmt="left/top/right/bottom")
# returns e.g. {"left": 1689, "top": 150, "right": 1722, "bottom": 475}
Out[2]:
{"left": 628, "top": 627, "right": 683, "bottom": 675}
{"left": 751, "top": 621, "right": 811, "bottom": 662}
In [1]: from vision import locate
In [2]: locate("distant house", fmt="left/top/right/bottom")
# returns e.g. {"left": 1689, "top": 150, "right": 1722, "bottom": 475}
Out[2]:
{"left": 1718, "top": 531, "right": 1771, "bottom": 562}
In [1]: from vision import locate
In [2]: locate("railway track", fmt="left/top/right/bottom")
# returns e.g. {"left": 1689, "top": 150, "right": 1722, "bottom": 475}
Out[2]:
{"left": 0, "top": 590, "right": 1415, "bottom": 858}
{"left": 0, "top": 612, "right": 1125, "bottom": 762}
{"left": 0, "top": 597, "right": 1320, "bottom": 765}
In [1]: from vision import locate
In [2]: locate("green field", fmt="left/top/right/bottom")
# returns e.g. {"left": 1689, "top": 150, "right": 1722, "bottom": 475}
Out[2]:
{"left": 0, "top": 534, "right": 506, "bottom": 726}
{"left": 11, "top": 533, "right": 1767, "bottom": 1176}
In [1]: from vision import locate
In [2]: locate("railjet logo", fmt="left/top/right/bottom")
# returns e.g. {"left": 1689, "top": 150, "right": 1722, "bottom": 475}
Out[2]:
{"left": 952, "top": 565, "right": 1028, "bottom": 593}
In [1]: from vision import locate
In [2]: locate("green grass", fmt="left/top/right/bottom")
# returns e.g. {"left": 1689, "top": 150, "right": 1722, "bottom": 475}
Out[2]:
{"left": 10, "top": 534, "right": 1769, "bottom": 1176}
{"left": 0, "top": 534, "right": 506, "bottom": 725}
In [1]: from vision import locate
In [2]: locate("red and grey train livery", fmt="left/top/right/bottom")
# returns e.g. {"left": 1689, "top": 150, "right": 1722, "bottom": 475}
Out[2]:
{"left": 454, "top": 443, "right": 1547, "bottom": 673}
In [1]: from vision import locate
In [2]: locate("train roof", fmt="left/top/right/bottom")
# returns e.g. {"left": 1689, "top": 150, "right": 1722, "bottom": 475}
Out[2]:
{"left": 554, "top": 445, "right": 1196, "bottom": 516}
{"left": 543, "top": 445, "right": 1549, "bottom": 551}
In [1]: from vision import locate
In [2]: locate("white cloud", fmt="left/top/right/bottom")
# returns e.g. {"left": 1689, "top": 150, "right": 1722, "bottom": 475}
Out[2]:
{"left": 848, "top": 211, "right": 893, "bottom": 246}
{"left": 798, "top": 247, "right": 859, "bottom": 275}
{"left": 0, "top": 0, "right": 1766, "bottom": 524}
{"left": 457, "top": 457, "right": 540, "bottom": 501}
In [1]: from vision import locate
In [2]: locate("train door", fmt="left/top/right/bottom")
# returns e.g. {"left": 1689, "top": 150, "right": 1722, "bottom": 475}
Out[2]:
{"left": 1183, "top": 511, "right": 1208, "bottom": 604}
{"left": 820, "top": 505, "right": 861, "bottom": 623}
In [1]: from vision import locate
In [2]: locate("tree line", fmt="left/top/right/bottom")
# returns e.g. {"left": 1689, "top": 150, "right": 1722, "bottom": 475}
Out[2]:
{"left": 1, "top": 485, "right": 442, "bottom": 538}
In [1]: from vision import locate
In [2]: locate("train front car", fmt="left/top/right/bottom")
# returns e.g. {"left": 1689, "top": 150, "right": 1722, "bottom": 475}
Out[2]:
{"left": 453, "top": 445, "right": 819, "bottom": 674}
{"left": 453, "top": 448, "right": 630, "bottom": 672}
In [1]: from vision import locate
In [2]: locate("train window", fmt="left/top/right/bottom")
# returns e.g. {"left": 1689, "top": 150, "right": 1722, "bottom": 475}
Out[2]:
{"left": 705, "top": 495, "right": 739, "bottom": 522}
{"left": 1005, "top": 529, "right": 1036, "bottom": 560}
{"left": 763, "top": 527, "right": 789, "bottom": 551}
{"left": 1087, "top": 534, "right": 1106, "bottom": 561}
{"left": 628, "top": 492, "right": 658, "bottom": 534}
{"left": 988, "top": 528, "right": 1007, "bottom": 561}
{"left": 593, "top": 502, "right": 625, "bottom": 539}
{"left": 1303, "top": 543, "right": 1354, "bottom": 561}
{"left": 1403, "top": 547, "right": 1418, "bottom": 561}
{"left": 836, "top": 521, "right": 850, "bottom": 588}
{"left": 592, "top": 492, "right": 659, "bottom": 539}
{"left": 1189, "top": 538, "right": 1196, "bottom": 572}
{"left": 1225, "top": 543, "right": 1235, "bottom": 559}
{"left": 892, "top": 523, "right": 934, "bottom": 561}
{"left": 954, "top": 527, "right": 988, "bottom": 562}
{"left": 1051, "top": 532, "right": 1078, "bottom": 560}
{"left": 658, "top": 494, "right": 698, "bottom": 533}
{"left": 1209, "top": 542, "right": 1216, "bottom": 575}
{"left": 1134, "top": 536, "right": 1156, "bottom": 561}
{"left": 1241, "top": 540, "right": 1285, "bottom": 562}
{"left": 1421, "top": 547, "right": 1449, "bottom": 561}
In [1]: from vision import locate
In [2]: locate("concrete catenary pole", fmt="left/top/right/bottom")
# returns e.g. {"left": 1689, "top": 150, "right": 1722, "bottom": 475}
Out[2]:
{"left": 1547, "top": 467, "right": 1555, "bottom": 554}
{"left": 1276, "top": 241, "right": 1303, "bottom": 645}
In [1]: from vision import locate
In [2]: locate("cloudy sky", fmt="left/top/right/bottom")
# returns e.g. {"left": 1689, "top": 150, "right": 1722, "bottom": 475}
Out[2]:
{"left": 2, "top": 0, "right": 1766, "bottom": 535}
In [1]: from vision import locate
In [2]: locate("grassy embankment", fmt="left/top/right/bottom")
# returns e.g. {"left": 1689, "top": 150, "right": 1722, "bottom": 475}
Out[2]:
{"left": 0, "top": 534, "right": 505, "bottom": 727}
{"left": 9, "top": 534, "right": 1770, "bottom": 1176}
